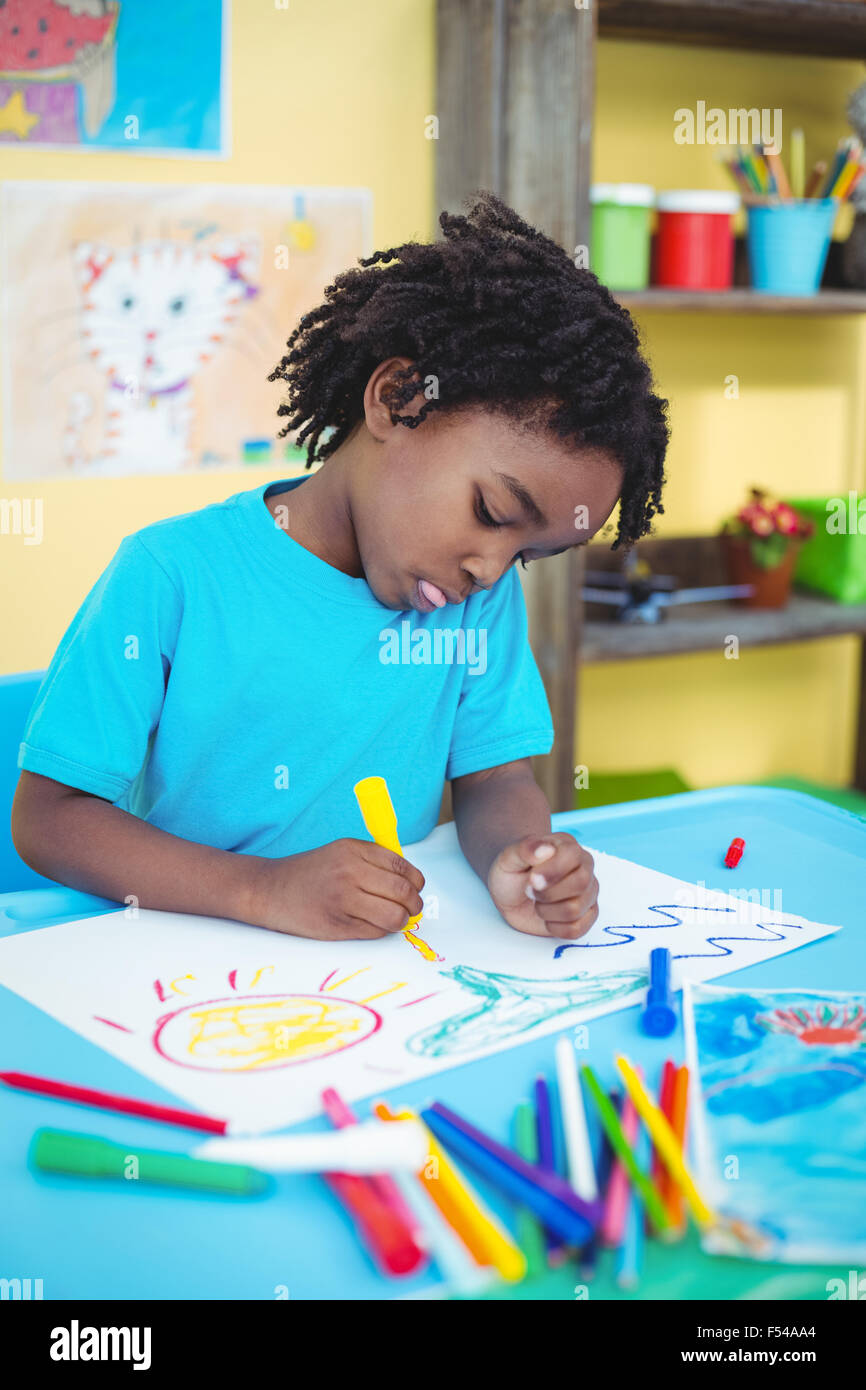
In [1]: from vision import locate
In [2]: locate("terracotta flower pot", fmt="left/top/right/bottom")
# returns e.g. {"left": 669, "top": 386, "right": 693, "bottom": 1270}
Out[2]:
{"left": 721, "top": 534, "right": 799, "bottom": 609}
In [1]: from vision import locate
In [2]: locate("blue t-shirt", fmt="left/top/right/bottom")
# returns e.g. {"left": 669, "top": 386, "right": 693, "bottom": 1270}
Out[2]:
{"left": 18, "top": 477, "right": 554, "bottom": 855}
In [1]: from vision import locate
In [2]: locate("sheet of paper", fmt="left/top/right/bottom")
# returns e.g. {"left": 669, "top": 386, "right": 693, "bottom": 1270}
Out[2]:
{"left": 0, "top": 824, "right": 840, "bottom": 1133}
{"left": 684, "top": 981, "right": 866, "bottom": 1266}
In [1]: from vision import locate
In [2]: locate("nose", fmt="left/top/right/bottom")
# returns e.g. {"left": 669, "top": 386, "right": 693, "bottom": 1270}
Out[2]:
{"left": 462, "top": 555, "right": 509, "bottom": 595}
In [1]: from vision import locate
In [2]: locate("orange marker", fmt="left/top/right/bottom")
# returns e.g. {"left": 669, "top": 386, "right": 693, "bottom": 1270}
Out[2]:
{"left": 664, "top": 1065, "right": 691, "bottom": 1233}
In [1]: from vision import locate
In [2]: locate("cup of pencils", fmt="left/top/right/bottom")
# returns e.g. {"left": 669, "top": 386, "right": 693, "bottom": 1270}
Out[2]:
{"left": 722, "top": 131, "right": 864, "bottom": 296}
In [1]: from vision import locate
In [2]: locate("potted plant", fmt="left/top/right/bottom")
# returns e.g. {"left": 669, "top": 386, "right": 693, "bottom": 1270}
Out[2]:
{"left": 721, "top": 489, "right": 814, "bottom": 609}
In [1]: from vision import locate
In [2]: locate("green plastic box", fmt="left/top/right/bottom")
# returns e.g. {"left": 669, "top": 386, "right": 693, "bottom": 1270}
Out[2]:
{"left": 787, "top": 493, "right": 866, "bottom": 604}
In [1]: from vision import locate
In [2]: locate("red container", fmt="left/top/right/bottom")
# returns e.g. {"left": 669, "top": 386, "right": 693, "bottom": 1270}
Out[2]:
{"left": 654, "top": 191, "right": 740, "bottom": 290}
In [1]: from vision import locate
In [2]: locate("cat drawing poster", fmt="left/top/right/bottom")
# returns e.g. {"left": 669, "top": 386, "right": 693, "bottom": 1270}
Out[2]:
{"left": 0, "top": 181, "right": 372, "bottom": 479}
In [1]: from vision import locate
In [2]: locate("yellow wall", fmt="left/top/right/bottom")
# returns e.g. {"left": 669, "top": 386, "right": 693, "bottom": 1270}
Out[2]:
{"left": 1, "top": 14, "right": 861, "bottom": 792}
{"left": 0, "top": 0, "right": 435, "bottom": 669}
{"left": 581, "top": 40, "right": 865, "bottom": 790}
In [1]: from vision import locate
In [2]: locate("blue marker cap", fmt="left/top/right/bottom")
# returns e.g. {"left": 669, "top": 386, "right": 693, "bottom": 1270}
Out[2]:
{"left": 641, "top": 946, "right": 677, "bottom": 1037}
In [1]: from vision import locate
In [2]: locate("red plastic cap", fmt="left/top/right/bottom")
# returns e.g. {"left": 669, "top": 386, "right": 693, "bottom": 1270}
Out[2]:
{"left": 724, "top": 837, "right": 745, "bottom": 868}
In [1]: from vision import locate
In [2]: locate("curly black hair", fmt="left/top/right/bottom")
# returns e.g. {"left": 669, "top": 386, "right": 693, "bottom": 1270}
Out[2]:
{"left": 268, "top": 192, "right": 668, "bottom": 547}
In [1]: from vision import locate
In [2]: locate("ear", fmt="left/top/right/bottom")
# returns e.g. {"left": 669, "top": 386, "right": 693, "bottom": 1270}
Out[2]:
{"left": 363, "top": 356, "right": 425, "bottom": 441}
{"left": 72, "top": 242, "right": 114, "bottom": 293}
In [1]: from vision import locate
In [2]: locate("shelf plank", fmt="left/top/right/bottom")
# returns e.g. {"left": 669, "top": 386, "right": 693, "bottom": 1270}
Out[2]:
{"left": 582, "top": 593, "right": 866, "bottom": 663}
{"left": 615, "top": 288, "right": 866, "bottom": 314}
{"left": 598, "top": 0, "right": 866, "bottom": 58}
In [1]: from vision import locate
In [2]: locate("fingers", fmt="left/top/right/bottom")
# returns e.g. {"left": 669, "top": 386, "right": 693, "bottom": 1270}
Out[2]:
{"left": 360, "top": 841, "right": 426, "bottom": 895}
{"left": 494, "top": 835, "right": 559, "bottom": 876}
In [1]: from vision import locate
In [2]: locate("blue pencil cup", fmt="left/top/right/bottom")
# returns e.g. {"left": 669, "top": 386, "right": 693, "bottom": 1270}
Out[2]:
{"left": 746, "top": 199, "right": 837, "bottom": 296}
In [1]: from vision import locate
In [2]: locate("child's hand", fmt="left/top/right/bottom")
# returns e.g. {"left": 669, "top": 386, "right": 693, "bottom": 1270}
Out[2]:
{"left": 246, "top": 839, "right": 425, "bottom": 940}
{"left": 487, "top": 832, "right": 599, "bottom": 939}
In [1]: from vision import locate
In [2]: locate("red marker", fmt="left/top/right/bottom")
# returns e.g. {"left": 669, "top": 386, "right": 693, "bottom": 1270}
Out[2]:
{"left": 724, "top": 837, "right": 745, "bottom": 868}
{"left": 0, "top": 1070, "right": 229, "bottom": 1134}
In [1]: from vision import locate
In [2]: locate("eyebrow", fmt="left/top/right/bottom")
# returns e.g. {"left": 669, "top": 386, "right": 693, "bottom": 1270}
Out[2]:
{"left": 495, "top": 472, "right": 548, "bottom": 528}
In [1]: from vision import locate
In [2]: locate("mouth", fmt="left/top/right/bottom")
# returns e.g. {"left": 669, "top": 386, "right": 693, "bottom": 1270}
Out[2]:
{"left": 412, "top": 577, "right": 458, "bottom": 612}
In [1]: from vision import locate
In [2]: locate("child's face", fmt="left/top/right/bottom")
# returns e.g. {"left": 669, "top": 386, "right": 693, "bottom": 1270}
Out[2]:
{"left": 352, "top": 398, "right": 625, "bottom": 614}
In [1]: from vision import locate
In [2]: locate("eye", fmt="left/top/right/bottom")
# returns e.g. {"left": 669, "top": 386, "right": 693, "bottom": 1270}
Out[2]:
{"left": 169, "top": 297, "right": 186, "bottom": 314}
{"left": 474, "top": 490, "right": 504, "bottom": 529}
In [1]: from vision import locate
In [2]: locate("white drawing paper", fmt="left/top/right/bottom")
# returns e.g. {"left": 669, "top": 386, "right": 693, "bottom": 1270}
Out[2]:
{"left": 0, "top": 824, "right": 840, "bottom": 1133}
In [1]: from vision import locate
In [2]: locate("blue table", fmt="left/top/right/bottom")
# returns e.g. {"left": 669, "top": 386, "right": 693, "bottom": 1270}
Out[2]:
{"left": 1, "top": 787, "right": 863, "bottom": 1301}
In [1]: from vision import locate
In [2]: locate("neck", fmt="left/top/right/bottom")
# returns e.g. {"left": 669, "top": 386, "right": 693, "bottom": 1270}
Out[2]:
{"left": 267, "top": 432, "right": 364, "bottom": 577}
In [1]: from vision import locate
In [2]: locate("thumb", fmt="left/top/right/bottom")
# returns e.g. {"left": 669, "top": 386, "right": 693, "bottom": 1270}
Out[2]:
{"left": 494, "top": 836, "right": 557, "bottom": 876}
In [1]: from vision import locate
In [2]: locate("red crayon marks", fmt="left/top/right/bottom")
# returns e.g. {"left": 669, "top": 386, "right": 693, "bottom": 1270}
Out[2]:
{"left": 724, "top": 837, "right": 745, "bottom": 868}
{"left": 93, "top": 1016, "right": 132, "bottom": 1033}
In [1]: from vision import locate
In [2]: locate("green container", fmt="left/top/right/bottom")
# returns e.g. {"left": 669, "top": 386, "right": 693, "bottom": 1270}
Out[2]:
{"left": 787, "top": 493, "right": 866, "bottom": 604}
{"left": 590, "top": 184, "right": 655, "bottom": 291}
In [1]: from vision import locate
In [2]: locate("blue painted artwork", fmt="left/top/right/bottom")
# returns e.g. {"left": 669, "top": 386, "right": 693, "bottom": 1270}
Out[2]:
{"left": 687, "top": 983, "right": 866, "bottom": 1264}
{"left": 0, "top": 0, "right": 226, "bottom": 157}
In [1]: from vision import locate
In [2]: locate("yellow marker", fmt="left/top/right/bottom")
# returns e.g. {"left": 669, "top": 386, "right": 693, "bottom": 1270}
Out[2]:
{"left": 615, "top": 1054, "right": 716, "bottom": 1229}
{"left": 353, "top": 776, "right": 439, "bottom": 960}
{"left": 375, "top": 1102, "right": 526, "bottom": 1283}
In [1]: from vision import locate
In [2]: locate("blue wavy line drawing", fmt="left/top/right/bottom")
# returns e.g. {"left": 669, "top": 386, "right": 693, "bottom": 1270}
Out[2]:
{"left": 553, "top": 903, "right": 806, "bottom": 963}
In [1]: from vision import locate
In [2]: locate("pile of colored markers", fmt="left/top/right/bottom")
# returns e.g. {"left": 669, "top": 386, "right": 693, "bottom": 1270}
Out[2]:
{"left": 721, "top": 130, "right": 864, "bottom": 203}
{"left": 305, "top": 1039, "right": 709, "bottom": 1293}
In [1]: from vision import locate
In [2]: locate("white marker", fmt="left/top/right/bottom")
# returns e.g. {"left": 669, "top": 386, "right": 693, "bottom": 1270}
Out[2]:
{"left": 194, "top": 1117, "right": 429, "bottom": 1175}
{"left": 555, "top": 1035, "right": 598, "bottom": 1201}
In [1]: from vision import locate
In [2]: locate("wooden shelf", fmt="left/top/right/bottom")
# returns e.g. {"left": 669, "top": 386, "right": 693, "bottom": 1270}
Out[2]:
{"left": 615, "top": 288, "right": 866, "bottom": 314}
{"left": 598, "top": 0, "right": 866, "bottom": 58}
{"left": 583, "top": 592, "right": 866, "bottom": 663}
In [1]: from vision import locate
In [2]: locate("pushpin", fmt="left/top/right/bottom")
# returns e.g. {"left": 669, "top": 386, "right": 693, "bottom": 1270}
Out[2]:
{"left": 641, "top": 947, "right": 677, "bottom": 1037}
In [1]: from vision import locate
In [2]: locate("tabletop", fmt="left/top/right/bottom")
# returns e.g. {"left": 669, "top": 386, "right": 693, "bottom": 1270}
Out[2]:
{"left": 1, "top": 785, "right": 863, "bottom": 1301}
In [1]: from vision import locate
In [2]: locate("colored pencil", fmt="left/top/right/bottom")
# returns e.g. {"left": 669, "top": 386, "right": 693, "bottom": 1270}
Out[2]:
{"left": 374, "top": 1101, "right": 526, "bottom": 1281}
{"left": 765, "top": 149, "right": 792, "bottom": 200}
{"left": 580, "top": 1065, "right": 669, "bottom": 1233}
{"left": 0, "top": 1069, "right": 228, "bottom": 1134}
{"left": 513, "top": 1101, "right": 547, "bottom": 1278}
{"left": 804, "top": 161, "right": 828, "bottom": 199}
{"left": 615, "top": 1054, "right": 716, "bottom": 1229}
{"left": 790, "top": 128, "right": 806, "bottom": 199}
{"left": 555, "top": 1036, "right": 597, "bottom": 1201}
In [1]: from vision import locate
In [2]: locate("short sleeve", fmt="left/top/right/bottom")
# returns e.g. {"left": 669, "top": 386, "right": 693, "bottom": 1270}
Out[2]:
{"left": 446, "top": 566, "right": 554, "bottom": 781}
{"left": 18, "top": 535, "right": 182, "bottom": 801}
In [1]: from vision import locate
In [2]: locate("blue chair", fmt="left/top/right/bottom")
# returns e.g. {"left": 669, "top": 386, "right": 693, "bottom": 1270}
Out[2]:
{"left": 0, "top": 671, "right": 56, "bottom": 892}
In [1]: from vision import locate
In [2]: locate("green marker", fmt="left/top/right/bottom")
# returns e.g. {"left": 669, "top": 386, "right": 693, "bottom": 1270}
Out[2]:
{"left": 579, "top": 1066, "right": 669, "bottom": 1233}
{"left": 512, "top": 1102, "right": 547, "bottom": 1278}
{"left": 30, "top": 1128, "right": 271, "bottom": 1198}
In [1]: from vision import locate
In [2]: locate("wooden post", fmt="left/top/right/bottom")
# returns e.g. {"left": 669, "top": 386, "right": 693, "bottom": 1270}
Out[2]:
{"left": 436, "top": 0, "right": 596, "bottom": 812}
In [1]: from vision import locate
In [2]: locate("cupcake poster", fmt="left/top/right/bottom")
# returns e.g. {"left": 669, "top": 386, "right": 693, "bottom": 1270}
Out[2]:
{"left": 0, "top": 0, "right": 228, "bottom": 157}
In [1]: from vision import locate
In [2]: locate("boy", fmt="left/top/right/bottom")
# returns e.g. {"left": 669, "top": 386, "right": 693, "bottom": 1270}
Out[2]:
{"left": 12, "top": 194, "right": 668, "bottom": 943}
